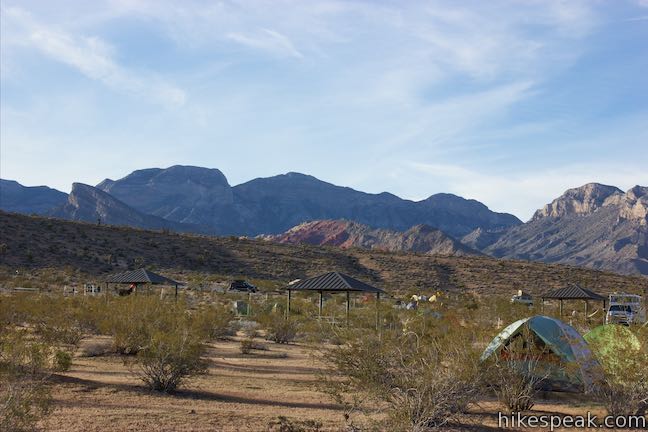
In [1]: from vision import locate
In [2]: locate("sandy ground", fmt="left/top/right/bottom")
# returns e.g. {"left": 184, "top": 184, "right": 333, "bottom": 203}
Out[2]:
{"left": 40, "top": 336, "right": 644, "bottom": 432}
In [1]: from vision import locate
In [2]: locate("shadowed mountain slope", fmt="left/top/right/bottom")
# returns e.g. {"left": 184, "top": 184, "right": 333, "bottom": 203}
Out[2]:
{"left": 0, "top": 179, "right": 68, "bottom": 215}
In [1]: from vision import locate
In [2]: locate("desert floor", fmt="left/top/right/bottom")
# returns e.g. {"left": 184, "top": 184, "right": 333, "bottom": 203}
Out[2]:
{"left": 40, "top": 335, "right": 640, "bottom": 432}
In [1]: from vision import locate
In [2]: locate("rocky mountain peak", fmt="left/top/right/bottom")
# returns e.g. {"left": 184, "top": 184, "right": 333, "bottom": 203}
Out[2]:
{"left": 612, "top": 185, "right": 648, "bottom": 225}
{"left": 531, "top": 183, "right": 623, "bottom": 221}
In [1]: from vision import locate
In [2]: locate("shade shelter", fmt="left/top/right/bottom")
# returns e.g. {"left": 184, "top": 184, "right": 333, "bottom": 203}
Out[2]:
{"left": 286, "top": 271, "right": 385, "bottom": 327}
{"left": 105, "top": 268, "right": 183, "bottom": 299}
{"left": 541, "top": 284, "right": 606, "bottom": 319}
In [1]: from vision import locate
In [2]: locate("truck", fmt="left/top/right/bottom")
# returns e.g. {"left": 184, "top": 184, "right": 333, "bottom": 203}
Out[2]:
{"left": 606, "top": 293, "right": 646, "bottom": 325}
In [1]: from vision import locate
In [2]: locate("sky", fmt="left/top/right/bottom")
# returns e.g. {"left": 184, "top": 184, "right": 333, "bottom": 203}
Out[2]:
{"left": 1, "top": 0, "right": 647, "bottom": 221}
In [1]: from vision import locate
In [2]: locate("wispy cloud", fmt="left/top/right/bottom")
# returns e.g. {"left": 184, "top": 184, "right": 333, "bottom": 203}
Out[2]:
{"left": 2, "top": 6, "right": 186, "bottom": 108}
{"left": 1, "top": 0, "right": 646, "bottom": 215}
{"left": 227, "top": 28, "right": 303, "bottom": 59}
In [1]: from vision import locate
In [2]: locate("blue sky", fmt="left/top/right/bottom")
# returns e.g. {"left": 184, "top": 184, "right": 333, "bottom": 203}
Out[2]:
{"left": 1, "top": 0, "right": 647, "bottom": 220}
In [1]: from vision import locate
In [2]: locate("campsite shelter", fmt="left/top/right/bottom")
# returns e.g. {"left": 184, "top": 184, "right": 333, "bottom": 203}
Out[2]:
{"left": 286, "top": 271, "right": 385, "bottom": 327}
{"left": 584, "top": 325, "right": 642, "bottom": 366}
{"left": 541, "top": 284, "right": 606, "bottom": 318}
{"left": 105, "top": 268, "right": 183, "bottom": 299}
{"left": 480, "top": 315, "right": 603, "bottom": 392}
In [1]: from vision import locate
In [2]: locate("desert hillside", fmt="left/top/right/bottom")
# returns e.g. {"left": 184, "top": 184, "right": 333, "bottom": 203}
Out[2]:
{"left": 1, "top": 211, "right": 646, "bottom": 297}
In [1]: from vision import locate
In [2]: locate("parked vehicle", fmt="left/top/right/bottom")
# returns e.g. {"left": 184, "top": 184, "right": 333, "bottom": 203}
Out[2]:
{"left": 606, "top": 293, "right": 646, "bottom": 325}
{"left": 511, "top": 290, "right": 533, "bottom": 305}
{"left": 228, "top": 279, "right": 257, "bottom": 293}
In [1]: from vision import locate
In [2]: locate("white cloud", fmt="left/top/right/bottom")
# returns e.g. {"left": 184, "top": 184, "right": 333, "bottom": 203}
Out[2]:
{"left": 227, "top": 28, "right": 303, "bottom": 59}
{"left": 2, "top": 6, "right": 186, "bottom": 108}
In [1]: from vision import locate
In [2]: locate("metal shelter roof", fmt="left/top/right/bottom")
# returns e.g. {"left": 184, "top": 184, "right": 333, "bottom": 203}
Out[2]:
{"left": 105, "top": 268, "right": 182, "bottom": 285}
{"left": 287, "top": 271, "right": 384, "bottom": 293}
{"left": 541, "top": 284, "right": 605, "bottom": 301}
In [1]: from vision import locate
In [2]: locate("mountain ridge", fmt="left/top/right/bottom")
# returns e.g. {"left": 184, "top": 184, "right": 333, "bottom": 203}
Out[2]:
{"left": 260, "top": 219, "right": 480, "bottom": 256}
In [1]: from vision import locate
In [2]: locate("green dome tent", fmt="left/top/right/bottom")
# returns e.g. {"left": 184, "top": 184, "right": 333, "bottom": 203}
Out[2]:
{"left": 481, "top": 316, "right": 603, "bottom": 392}
{"left": 584, "top": 325, "right": 641, "bottom": 368}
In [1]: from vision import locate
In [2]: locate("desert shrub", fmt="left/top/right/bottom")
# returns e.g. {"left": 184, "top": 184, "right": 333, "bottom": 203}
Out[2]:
{"left": 240, "top": 338, "right": 254, "bottom": 355}
{"left": 135, "top": 328, "right": 207, "bottom": 393}
{"left": 267, "top": 416, "right": 323, "bottom": 432}
{"left": 240, "top": 338, "right": 268, "bottom": 355}
{"left": 36, "top": 320, "right": 83, "bottom": 347}
{"left": 192, "top": 304, "right": 235, "bottom": 340}
{"left": 487, "top": 357, "right": 547, "bottom": 412}
{"left": 324, "top": 329, "right": 482, "bottom": 430}
{"left": 0, "top": 329, "right": 53, "bottom": 432}
{"left": 590, "top": 326, "right": 648, "bottom": 416}
{"left": 261, "top": 315, "right": 298, "bottom": 344}
{"left": 53, "top": 350, "right": 72, "bottom": 372}
{"left": 79, "top": 339, "right": 113, "bottom": 357}
{"left": 99, "top": 296, "right": 185, "bottom": 355}
{"left": 239, "top": 320, "right": 260, "bottom": 338}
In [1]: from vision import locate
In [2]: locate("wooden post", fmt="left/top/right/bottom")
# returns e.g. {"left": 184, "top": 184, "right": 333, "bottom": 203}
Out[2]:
{"left": 541, "top": 298, "right": 544, "bottom": 314}
{"left": 584, "top": 300, "right": 589, "bottom": 321}
{"left": 286, "top": 290, "right": 291, "bottom": 318}
{"left": 346, "top": 291, "right": 350, "bottom": 326}
{"left": 375, "top": 292, "right": 381, "bottom": 331}
{"left": 559, "top": 299, "right": 563, "bottom": 316}
{"left": 318, "top": 291, "right": 323, "bottom": 319}
{"left": 175, "top": 284, "right": 178, "bottom": 301}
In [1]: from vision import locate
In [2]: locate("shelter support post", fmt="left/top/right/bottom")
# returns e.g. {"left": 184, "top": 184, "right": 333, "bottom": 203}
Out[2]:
{"left": 585, "top": 300, "right": 589, "bottom": 321}
{"left": 318, "top": 291, "right": 323, "bottom": 319}
{"left": 346, "top": 291, "right": 350, "bottom": 326}
{"left": 559, "top": 299, "right": 563, "bottom": 316}
{"left": 175, "top": 284, "right": 178, "bottom": 301}
{"left": 541, "top": 298, "right": 544, "bottom": 313}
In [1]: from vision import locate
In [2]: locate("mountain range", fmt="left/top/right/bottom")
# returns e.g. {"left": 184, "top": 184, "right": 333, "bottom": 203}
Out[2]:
{"left": 1, "top": 166, "right": 646, "bottom": 276}
{"left": 259, "top": 219, "right": 480, "bottom": 256}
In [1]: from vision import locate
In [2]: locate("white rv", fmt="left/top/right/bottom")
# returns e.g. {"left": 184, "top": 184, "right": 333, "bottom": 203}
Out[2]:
{"left": 606, "top": 293, "right": 646, "bottom": 325}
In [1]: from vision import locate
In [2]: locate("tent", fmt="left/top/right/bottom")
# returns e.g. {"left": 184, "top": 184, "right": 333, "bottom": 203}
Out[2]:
{"left": 584, "top": 325, "right": 641, "bottom": 365}
{"left": 481, "top": 315, "right": 603, "bottom": 392}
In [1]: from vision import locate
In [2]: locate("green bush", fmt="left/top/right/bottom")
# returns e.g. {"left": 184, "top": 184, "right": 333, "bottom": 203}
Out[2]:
{"left": 192, "top": 304, "right": 235, "bottom": 340}
{"left": 590, "top": 326, "right": 648, "bottom": 416}
{"left": 324, "top": 329, "right": 482, "bottom": 430}
{"left": 0, "top": 328, "right": 54, "bottom": 432}
{"left": 99, "top": 296, "right": 184, "bottom": 354}
{"left": 53, "top": 350, "right": 72, "bottom": 372}
{"left": 135, "top": 328, "right": 207, "bottom": 393}
{"left": 260, "top": 315, "right": 298, "bottom": 344}
{"left": 240, "top": 338, "right": 254, "bottom": 355}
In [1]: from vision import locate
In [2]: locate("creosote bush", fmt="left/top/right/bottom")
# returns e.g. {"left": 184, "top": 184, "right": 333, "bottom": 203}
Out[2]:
{"left": 259, "top": 314, "right": 299, "bottom": 344}
{"left": 192, "top": 304, "right": 235, "bottom": 340}
{"left": 324, "top": 327, "right": 483, "bottom": 431}
{"left": 0, "top": 329, "right": 54, "bottom": 432}
{"left": 136, "top": 329, "right": 206, "bottom": 393}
